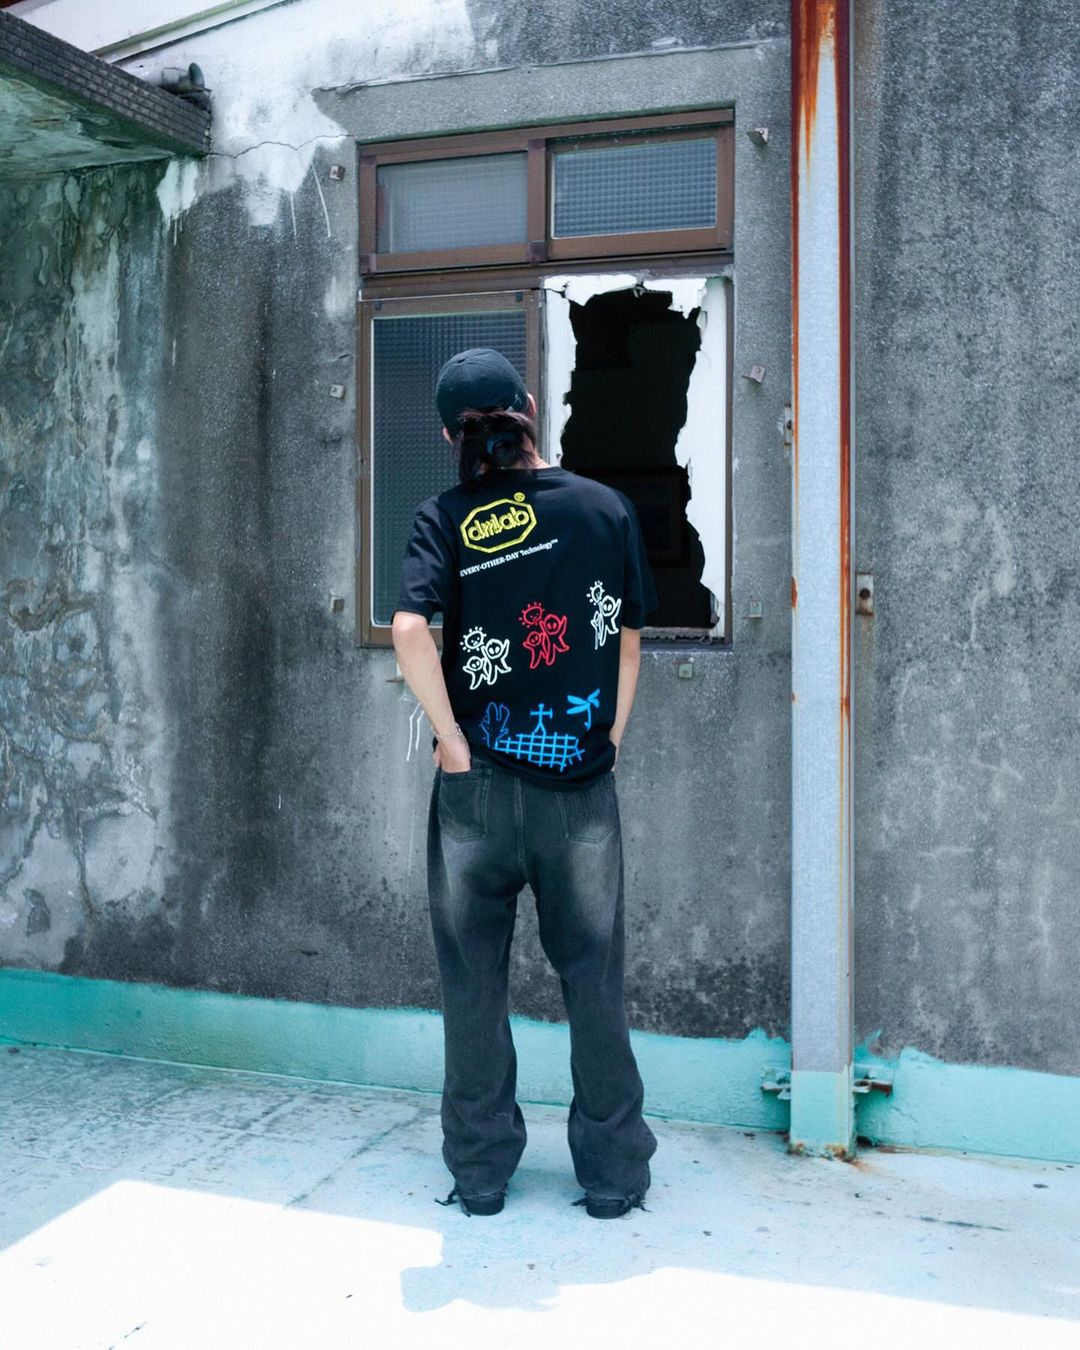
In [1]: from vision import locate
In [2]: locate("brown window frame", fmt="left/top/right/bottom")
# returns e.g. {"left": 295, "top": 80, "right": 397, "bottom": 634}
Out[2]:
{"left": 359, "top": 108, "right": 733, "bottom": 277}
{"left": 357, "top": 108, "right": 734, "bottom": 649}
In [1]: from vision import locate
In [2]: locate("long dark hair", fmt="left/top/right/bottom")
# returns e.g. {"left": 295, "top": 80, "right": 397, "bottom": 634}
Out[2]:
{"left": 453, "top": 407, "right": 538, "bottom": 485}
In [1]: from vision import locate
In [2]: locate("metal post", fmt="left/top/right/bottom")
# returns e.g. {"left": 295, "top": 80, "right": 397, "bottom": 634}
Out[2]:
{"left": 789, "top": 0, "right": 855, "bottom": 1156}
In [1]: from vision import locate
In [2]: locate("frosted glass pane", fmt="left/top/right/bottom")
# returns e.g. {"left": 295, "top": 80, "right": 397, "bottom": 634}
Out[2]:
{"left": 372, "top": 310, "right": 528, "bottom": 626}
{"left": 377, "top": 155, "right": 527, "bottom": 253}
{"left": 552, "top": 137, "right": 716, "bottom": 237}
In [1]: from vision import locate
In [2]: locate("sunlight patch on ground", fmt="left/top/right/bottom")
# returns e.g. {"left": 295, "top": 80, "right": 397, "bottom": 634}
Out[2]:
{"left": 1, "top": 1178, "right": 1077, "bottom": 1350}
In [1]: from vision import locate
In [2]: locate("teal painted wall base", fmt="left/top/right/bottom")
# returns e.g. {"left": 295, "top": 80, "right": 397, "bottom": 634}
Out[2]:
{"left": 0, "top": 968, "right": 789, "bottom": 1130}
{"left": 2, "top": 969, "right": 1078, "bottom": 1162}
{"left": 854, "top": 1042, "right": 1080, "bottom": 1165}
{"left": 789, "top": 1066, "right": 856, "bottom": 1157}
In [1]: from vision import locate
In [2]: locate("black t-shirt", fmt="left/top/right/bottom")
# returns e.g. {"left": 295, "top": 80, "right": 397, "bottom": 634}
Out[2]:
{"left": 395, "top": 466, "right": 658, "bottom": 788}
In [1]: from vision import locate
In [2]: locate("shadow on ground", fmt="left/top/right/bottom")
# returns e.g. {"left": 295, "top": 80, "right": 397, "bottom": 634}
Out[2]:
{"left": 1, "top": 1045, "right": 1077, "bottom": 1347}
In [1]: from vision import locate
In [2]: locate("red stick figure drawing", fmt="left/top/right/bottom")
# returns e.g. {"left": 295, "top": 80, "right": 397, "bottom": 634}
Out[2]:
{"left": 520, "top": 601, "right": 570, "bottom": 669}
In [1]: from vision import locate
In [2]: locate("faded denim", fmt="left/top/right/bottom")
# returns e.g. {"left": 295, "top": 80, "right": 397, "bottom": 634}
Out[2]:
{"left": 426, "top": 758, "right": 657, "bottom": 1199}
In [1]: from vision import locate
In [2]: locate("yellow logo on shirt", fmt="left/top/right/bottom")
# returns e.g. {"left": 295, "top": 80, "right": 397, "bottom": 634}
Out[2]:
{"left": 459, "top": 492, "right": 537, "bottom": 553}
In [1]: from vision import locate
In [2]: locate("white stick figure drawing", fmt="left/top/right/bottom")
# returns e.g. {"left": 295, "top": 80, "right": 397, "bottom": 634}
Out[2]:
{"left": 587, "top": 580, "right": 622, "bottom": 649}
{"left": 461, "top": 626, "right": 512, "bottom": 690}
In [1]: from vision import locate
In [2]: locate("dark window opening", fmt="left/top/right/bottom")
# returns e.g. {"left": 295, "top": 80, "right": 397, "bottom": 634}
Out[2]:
{"left": 559, "top": 288, "right": 715, "bottom": 630}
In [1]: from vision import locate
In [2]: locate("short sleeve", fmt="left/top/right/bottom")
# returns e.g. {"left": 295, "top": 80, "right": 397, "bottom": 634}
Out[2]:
{"left": 394, "top": 497, "right": 455, "bottom": 622}
{"left": 617, "top": 493, "right": 658, "bottom": 628}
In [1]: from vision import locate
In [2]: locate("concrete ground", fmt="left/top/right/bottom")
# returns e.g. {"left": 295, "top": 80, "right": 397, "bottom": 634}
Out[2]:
{"left": 0, "top": 1044, "right": 1077, "bottom": 1350}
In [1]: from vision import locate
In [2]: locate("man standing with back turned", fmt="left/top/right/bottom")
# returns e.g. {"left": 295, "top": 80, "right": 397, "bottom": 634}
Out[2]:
{"left": 392, "top": 348, "right": 658, "bottom": 1219}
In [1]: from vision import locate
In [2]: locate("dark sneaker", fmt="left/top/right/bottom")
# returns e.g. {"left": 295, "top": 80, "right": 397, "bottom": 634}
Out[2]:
{"left": 573, "top": 1165, "right": 650, "bottom": 1220}
{"left": 436, "top": 1185, "right": 506, "bottom": 1217}
{"left": 573, "top": 1191, "right": 647, "bottom": 1219}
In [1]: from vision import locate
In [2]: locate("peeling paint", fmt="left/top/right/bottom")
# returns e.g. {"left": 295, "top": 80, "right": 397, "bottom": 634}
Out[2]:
{"left": 114, "top": 0, "right": 481, "bottom": 229}
{"left": 0, "top": 967, "right": 793, "bottom": 1131}
{"left": 154, "top": 156, "right": 199, "bottom": 234}
{"left": 0, "top": 50, "right": 196, "bottom": 177}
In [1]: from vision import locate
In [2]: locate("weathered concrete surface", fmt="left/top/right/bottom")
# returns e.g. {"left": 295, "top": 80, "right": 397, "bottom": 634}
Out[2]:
{"left": 1, "top": 4, "right": 793, "bottom": 1044}
{"left": 1, "top": 168, "right": 175, "bottom": 976}
{"left": 1, "top": 1045, "right": 1079, "bottom": 1348}
{"left": 461, "top": 0, "right": 789, "bottom": 60}
{"left": 4, "top": 0, "right": 1078, "bottom": 1087}
{"left": 853, "top": 1, "right": 1080, "bottom": 1072}
{"left": 0, "top": 9, "right": 209, "bottom": 179}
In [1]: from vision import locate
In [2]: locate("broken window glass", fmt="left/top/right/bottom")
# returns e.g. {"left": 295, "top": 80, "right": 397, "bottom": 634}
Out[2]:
{"left": 559, "top": 287, "right": 716, "bottom": 630}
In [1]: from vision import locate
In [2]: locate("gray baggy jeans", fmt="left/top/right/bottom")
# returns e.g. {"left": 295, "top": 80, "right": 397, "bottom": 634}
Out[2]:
{"left": 426, "top": 758, "right": 657, "bottom": 1199}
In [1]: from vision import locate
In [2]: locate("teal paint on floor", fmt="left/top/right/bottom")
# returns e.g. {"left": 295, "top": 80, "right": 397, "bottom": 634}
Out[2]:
{"left": 2, "top": 968, "right": 1078, "bottom": 1161}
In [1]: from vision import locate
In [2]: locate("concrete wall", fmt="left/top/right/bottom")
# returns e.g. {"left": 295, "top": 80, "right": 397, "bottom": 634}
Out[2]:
{"left": 853, "top": 0, "right": 1080, "bottom": 1074}
{"left": 2, "top": 0, "right": 1078, "bottom": 1082}
{"left": 1, "top": 0, "right": 793, "bottom": 1044}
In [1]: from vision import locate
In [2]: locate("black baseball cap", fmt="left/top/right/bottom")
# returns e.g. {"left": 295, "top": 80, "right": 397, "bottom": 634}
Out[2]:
{"left": 435, "top": 347, "right": 528, "bottom": 434}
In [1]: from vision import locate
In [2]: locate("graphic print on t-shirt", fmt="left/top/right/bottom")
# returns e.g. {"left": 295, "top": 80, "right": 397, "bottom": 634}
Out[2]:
{"left": 587, "top": 580, "right": 622, "bottom": 649}
{"left": 479, "top": 700, "right": 585, "bottom": 772}
{"left": 519, "top": 601, "right": 570, "bottom": 669}
{"left": 459, "top": 491, "right": 537, "bottom": 553}
{"left": 566, "top": 688, "right": 601, "bottom": 731}
{"left": 396, "top": 466, "right": 658, "bottom": 783}
{"left": 460, "top": 626, "right": 512, "bottom": 690}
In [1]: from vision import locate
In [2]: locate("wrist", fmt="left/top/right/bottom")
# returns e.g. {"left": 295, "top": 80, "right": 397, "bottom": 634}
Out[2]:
{"left": 434, "top": 723, "right": 465, "bottom": 743}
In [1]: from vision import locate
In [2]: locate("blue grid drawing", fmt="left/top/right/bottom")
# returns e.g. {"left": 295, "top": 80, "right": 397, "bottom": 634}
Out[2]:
{"left": 480, "top": 702, "right": 584, "bottom": 772}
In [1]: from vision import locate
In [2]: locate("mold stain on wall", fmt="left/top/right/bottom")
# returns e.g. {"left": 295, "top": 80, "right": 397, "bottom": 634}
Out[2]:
{"left": 0, "top": 166, "right": 176, "bottom": 975}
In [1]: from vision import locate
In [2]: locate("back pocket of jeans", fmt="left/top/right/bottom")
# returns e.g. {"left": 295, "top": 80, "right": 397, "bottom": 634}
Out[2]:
{"left": 438, "top": 766, "right": 490, "bottom": 841}
{"left": 557, "top": 773, "right": 618, "bottom": 843}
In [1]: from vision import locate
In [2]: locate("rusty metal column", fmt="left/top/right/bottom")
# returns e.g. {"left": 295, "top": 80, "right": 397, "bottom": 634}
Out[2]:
{"left": 789, "top": 0, "right": 855, "bottom": 1156}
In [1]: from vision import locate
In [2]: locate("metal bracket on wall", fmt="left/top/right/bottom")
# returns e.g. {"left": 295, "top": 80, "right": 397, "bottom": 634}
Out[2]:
{"left": 853, "top": 1068, "right": 893, "bottom": 1096}
{"left": 761, "top": 1068, "right": 791, "bottom": 1101}
{"left": 761, "top": 1066, "right": 893, "bottom": 1102}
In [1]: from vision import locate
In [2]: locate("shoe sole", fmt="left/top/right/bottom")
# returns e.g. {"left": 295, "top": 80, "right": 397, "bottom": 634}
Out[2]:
{"left": 583, "top": 1199, "right": 632, "bottom": 1219}
{"left": 460, "top": 1194, "right": 505, "bottom": 1216}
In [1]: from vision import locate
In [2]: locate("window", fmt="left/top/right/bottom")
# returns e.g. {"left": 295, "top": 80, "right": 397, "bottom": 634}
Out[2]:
{"left": 551, "top": 134, "right": 719, "bottom": 240}
{"left": 376, "top": 154, "right": 528, "bottom": 254}
{"left": 359, "top": 110, "right": 732, "bottom": 275}
{"left": 358, "top": 292, "right": 539, "bottom": 634}
{"left": 357, "top": 111, "right": 733, "bottom": 646}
